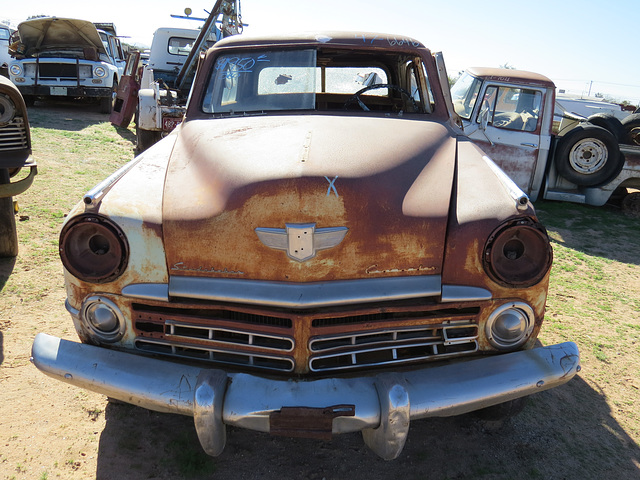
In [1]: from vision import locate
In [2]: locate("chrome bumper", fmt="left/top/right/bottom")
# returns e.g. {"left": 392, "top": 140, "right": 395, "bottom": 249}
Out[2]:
{"left": 31, "top": 333, "right": 579, "bottom": 460}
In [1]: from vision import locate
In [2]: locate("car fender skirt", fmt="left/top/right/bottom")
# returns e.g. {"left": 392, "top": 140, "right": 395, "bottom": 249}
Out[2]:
{"left": 31, "top": 333, "right": 580, "bottom": 460}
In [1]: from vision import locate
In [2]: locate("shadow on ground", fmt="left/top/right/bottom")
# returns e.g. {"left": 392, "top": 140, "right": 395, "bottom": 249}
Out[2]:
{"left": 27, "top": 101, "right": 136, "bottom": 145}
{"left": 94, "top": 374, "right": 640, "bottom": 480}
{"left": 535, "top": 200, "right": 640, "bottom": 266}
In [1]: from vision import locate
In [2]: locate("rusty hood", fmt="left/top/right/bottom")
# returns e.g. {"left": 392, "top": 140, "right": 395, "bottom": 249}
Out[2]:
{"left": 162, "top": 114, "right": 456, "bottom": 282}
{"left": 17, "top": 17, "right": 106, "bottom": 56}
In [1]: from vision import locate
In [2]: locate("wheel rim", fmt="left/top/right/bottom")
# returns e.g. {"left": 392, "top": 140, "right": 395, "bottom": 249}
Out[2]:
{"left": 568, "top": 137, "right": 608, "bottom": 174}
{"left": 629, "top": 127, "right": 640, "bottom": 146}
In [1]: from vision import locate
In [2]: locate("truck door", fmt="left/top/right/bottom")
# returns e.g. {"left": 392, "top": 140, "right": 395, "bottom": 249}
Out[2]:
{"left": 467, "top": 84, "right": 550, "bottom": 201}
{"left": 109, "top": 51, "right": 141, "bottom": 127}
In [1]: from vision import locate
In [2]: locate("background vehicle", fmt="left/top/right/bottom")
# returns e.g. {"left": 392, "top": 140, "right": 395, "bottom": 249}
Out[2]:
{"left": 451, "top": 67, "right": 640, "bottom": 212}
{"left": 0, "top": 23, "right": 13, "bottom": 77}
{"left": 33, "top": 32, "right": 579, "bottom": 460}
{"left": 118, "top": 0, "right": 243, "bottom": 150}
{"left": 8, "top": 17, "right": 125, "bottom": 113}
{"left": 0, "top": 75, "right": 36, "bottom": 257}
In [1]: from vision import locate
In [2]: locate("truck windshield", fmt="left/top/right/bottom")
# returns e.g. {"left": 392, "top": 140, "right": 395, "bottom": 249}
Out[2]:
{"left": 451, "top": 72, "right": 482, "bottom": 120}
{"left": 202, "top": 48, "right": 430, "bottom": 114}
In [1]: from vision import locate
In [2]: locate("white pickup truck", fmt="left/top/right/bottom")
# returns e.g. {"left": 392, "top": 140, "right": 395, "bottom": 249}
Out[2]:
{"left": 451, "top": 67, "right": 640, "bottom": 213}
{"left": 8, "top": 17, "right": 125, "bottom": 113}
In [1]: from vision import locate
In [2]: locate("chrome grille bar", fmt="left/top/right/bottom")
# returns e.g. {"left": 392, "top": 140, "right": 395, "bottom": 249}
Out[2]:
{"left": 0, "top": 118, "right": 28, "bottom": 151}
{"left": 135, "top": 338, "right": 296, "bottom": 372}
{"left": 309, "top": 322, "right": 478, "bottom": 372}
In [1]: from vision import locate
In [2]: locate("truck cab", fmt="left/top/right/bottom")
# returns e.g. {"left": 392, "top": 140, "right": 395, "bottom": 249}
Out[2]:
{"left": 451, "top": 67, "right": 640, "bottom": 209}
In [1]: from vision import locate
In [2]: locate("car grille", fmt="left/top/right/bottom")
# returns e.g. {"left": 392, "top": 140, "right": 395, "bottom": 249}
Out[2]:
{"left": 309, "top": 322, "right": 478, "bottom": 372}
{"left": 0, "top": 118, "right": 29, "bottom": 152}
{"left": 132, "top": 302, "right": 480, "bottom": 375}
{"left": 38, "top": 63, "right": 79, "bottom": 80}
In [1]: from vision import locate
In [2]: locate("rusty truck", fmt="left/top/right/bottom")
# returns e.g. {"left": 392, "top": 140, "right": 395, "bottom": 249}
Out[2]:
{"left": 450, "top": 67, "right": 640, "bottom": 214}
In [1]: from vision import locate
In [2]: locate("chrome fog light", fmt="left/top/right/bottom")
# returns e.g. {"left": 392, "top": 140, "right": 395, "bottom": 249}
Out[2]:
{"left": 81, "top": 296, "right": 125, "bottom": 343}
{"left": 486, "top": 302, "right": 534, "bottom": 350}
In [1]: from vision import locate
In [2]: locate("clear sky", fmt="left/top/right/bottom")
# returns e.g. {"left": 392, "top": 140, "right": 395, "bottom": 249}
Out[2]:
{"left": 3, "top": 0, "right": 639, "bottom": 104}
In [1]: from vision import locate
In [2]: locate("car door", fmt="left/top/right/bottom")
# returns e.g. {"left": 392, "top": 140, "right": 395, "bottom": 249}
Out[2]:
{"left": 109, "top": 51, "right": 141, "bottom": 127}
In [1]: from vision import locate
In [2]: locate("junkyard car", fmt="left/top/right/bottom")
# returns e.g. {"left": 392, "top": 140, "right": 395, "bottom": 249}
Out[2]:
{"left": 8, "top": 17, "right": 125, "bottom": 113}
{"left": 0, "top": 75, "right": 36, "bottom": 257}
{"left": 32, "top": 32, "right": 579, "bottom": 460}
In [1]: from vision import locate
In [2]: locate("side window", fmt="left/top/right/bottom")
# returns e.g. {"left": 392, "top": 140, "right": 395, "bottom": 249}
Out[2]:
{"left": 482, "top": 86, "right": 541, "bottom": 132}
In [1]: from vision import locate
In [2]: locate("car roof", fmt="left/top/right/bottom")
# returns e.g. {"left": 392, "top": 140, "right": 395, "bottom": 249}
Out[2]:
{"left": 466, "top": 67, "right": 555, "bottom": 89}
{"left": 214, "top": 31, "right": 427, "bottom": 51}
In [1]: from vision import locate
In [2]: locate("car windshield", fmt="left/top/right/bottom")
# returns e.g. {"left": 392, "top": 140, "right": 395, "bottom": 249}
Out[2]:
{"left": 202, "top": 48, "right": 433, "bottom": 115}
{"left": 450, "top": 71, "right": 483, "bottom": 120}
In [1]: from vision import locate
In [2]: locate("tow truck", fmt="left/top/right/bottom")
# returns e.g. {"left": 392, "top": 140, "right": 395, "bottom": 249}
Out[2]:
{"left": 110, "top": 0, "right": 243, "bottom": 151}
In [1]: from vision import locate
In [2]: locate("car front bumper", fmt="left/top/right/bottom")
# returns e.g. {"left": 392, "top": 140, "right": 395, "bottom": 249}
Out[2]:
{"left": 31, "top": 333, "right": 579, "bottom": 460}
{"left": 16, "top": 85, "right": 112, "bottom": 98}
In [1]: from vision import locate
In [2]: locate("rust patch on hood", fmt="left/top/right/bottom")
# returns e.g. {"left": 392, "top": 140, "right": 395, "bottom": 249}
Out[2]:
{"left": 163, "top": 115, "right": 456, "bottom": 282}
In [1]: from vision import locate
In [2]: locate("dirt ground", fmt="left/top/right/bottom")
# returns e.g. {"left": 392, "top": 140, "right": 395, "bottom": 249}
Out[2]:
{"left": 1, "top": 103, "right": 640, "bottom": 480}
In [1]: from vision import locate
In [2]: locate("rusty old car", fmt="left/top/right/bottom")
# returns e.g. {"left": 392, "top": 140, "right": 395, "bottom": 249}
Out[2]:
{"left": 0, "top": 74, "right": 36, "bottom": 257}
{"left": 31, "top": 32, "right": 579, "bottom": 460}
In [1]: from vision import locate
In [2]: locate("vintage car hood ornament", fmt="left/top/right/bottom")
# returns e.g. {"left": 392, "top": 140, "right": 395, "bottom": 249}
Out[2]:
{"left": 256, "top": 223, "right": 348, "bottom": 262}
{"left": 162, "top": 115, "right": 457, "bottom": 282}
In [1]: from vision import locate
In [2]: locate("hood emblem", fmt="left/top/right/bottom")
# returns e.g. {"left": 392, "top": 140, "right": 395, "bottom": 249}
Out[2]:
{"left": 255, "top": 223, "right": 348, "bottom": 262}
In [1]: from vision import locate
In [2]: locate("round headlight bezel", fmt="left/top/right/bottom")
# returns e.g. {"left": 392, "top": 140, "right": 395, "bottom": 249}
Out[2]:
{"left": 483, "top": 217, "right": 553, "bottom": 288}
{"left": 81, "top": 296, "right": 125, "bottom": 343}
{"left": 485, "top": 302, "right": 535, "bottom": 350}
{"left": 59, "top": 214, "right": 129, "bottom": 284}
{"left": 0, "top": 94, "right": 17, "bottom": 126}
{"left": 93, "top": 66, "right": 107, "bottom": 78}
{"left": 9, "top": 64, "right": 22, "bottom": 76}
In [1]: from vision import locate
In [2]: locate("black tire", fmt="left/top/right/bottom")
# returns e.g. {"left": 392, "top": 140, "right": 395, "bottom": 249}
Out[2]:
{"left": 621, "top": 113, "right": 640, "bottom": 146}
{"left": 136, "top": 126, "right": 162, "bottom": 152}
{"left": 100, "top": 79, "right": 118, "bottom": 114}
{"left": 586, "top": 113, "right": 626, "bottom": 142}
{"left": 555, "top": 124, "right": 622, "bottom": 187}
{"left": 0, "top": 169, "right": 18, "bottom": 258}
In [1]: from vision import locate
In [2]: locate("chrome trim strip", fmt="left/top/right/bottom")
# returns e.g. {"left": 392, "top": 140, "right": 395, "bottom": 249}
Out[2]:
{"left": 83, "top": 155, "right": 146, "bottom": 210}
{"left": 482, "top": 155, "right": 529, "bottom": 210}
{"left": 31, "top": 333, "right": 580, "bottom": 459}
{"left": 122, "top": 283, "right": 170, "bottom": 302}
{"left": 168, "top": 275, "right": 442, "bottom": 308}
{"left": 441, "top": 285, "right": 492, "bottom": 303}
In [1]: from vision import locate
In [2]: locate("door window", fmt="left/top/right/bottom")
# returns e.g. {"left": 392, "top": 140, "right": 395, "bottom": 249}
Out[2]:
{"left": 481, "top": 86, "right": 542, "bottom": 132}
